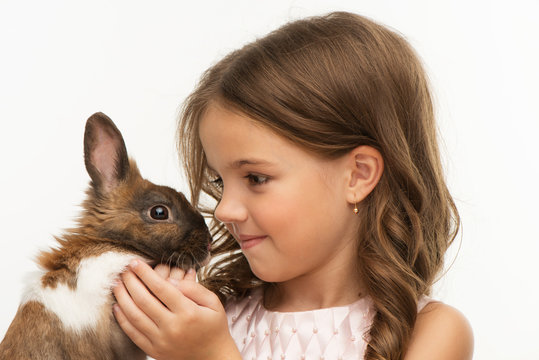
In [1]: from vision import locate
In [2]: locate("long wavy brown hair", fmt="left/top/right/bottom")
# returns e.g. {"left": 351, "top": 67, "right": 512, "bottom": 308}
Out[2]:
{"left": 177, "top": 11, "right": 459, "bottom": 360}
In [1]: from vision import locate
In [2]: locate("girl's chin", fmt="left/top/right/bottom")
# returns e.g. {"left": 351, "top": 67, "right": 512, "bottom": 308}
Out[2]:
{"left": 247, "top": 261, "right": 287, "bottom": 283}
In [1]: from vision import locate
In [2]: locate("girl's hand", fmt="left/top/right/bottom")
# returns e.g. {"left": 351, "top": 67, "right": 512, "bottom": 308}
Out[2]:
{"left": 112, "top": 260, "right": 241, "bottom": 360}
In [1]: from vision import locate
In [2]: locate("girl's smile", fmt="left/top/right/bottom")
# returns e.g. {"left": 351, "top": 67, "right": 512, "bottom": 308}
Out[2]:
{"left": 237, "top": 234, "right": 267, "bottom": 250}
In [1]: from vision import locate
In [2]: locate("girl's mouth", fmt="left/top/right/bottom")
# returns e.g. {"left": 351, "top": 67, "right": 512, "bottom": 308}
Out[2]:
{"left": 239, "top": 235, "right": 266, "bottom": 250}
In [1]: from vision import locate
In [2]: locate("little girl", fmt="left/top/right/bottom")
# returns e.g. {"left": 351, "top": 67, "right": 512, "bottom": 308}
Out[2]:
{"left": 113, "top": 11, "right": 473, "bottom": 360}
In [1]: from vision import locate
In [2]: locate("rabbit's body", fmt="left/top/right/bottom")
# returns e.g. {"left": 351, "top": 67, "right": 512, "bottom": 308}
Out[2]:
{"left": 1, "top": 250, "right": 145, "bottom": 360}
{"left": 0, "top": 113, "right": 211, "bottom": 360}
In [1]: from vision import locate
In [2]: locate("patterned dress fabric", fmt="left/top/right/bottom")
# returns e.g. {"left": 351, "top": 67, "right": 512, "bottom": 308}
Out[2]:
{"left": 226, "top": 289, "right": 432, "bottom": 360}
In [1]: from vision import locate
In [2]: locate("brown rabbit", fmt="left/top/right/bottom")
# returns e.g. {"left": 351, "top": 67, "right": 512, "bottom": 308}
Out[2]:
{"left": 0, "top": 113, "right": 211, "bottom": 360}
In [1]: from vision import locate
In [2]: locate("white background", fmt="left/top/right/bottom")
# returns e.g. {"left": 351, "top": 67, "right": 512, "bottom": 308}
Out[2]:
{"left": 1, "top": 1, "right": 538, "bottom": 359}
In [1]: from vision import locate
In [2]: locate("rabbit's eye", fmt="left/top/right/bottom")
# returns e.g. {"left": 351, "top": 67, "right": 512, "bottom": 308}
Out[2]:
{"left": 150, "top": 205, "right": 169, "bottom": 220}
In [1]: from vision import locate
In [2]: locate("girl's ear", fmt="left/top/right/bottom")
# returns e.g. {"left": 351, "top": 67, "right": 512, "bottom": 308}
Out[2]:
{"left": 83, "top": 112, "right": 130, "bottom": 193}
{"left": 345, "top": 145, "right": 384, "bottom": 205}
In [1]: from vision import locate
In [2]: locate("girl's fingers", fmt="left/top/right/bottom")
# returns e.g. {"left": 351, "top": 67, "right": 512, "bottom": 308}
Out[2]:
{"left": 113, "top": 277, "right": 159, "bottom": 337}
{"left": 184, "top": 268, "right": 197, "bottom": 282}
{"left": 128, "top": 259, "right": 191, "bottom": 313}
{"left": 176, "top": 279, "right": 222, "bottom": 311}
{"left": 120, "top": 268, "right": 171, "bottom": 325}
{"left": 112, "top": 303, "right": 154, "bottom": 353}
{"left": 154, "top": 263, "right": 171, "bottom": 279}
{"left": 166, "top": 268, "right": 192, "bottom": 291}
{"left": 169, "top": 266, "right": 186, "bottom": 282}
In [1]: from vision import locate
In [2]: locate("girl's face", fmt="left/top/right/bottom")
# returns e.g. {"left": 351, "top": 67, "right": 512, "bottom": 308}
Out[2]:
{"left": 199, "top": 103, "right": 359, "bottom": 284}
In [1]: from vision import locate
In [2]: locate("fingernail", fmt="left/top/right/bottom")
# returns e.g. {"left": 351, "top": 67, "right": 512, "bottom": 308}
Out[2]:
{"left": 187, "top": 268, "right": 196, "bottom": 275}
{"left": 113, "top": 304, "right": 120, "bottom": 313}
{"left": 129, "top": 259, "right": 139, "bottom": 269}
{"left": 168, "top": 278, "right": 180, "bottom": 287}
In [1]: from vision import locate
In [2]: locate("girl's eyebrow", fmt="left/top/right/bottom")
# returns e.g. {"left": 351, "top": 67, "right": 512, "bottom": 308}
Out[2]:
{"left": 206, "top": 158, "right": 274, "bottom": 173}
{"left": 231, "top": 159, "right": 274, "bottom": 168}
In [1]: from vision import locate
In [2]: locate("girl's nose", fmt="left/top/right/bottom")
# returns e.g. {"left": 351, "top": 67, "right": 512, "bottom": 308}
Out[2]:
{"left": 214, "top": 189, "right": 248, "bottom": 225}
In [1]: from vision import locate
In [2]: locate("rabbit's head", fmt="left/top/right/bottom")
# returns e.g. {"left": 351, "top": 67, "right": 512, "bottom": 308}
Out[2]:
{"left": 80, "top": 112, "right": 210, "bottom": 269}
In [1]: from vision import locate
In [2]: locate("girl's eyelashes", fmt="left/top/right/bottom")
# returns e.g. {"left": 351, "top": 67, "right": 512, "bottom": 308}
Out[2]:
{"left": 209, "top": 173, "right": 270, "bottom": 188}
{"left": 245, "top": 173, "right": 269, "bottom": 186}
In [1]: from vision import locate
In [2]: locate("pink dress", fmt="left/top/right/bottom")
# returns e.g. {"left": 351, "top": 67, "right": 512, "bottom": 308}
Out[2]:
{"left": 225, "top": 289, "right": 432, "bottom": 360}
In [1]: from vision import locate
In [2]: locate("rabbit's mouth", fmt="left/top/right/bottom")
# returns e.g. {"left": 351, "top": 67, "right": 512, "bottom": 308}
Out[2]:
{"left": 159, "top": 251, "right": 207, "bottom": 270}
{"left": 117, "top": 227, "right": 212, "bottom": 271}
{"left": 122, "top": 243, "right": 209, "bottom": 271}
{"left": 139, "top": 252, "right": 207, "bottom": 271}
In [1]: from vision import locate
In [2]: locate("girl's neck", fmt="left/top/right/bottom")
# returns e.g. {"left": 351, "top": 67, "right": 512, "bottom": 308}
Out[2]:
{"left": 263, "top": 261, "right": 364, "bottom": 312}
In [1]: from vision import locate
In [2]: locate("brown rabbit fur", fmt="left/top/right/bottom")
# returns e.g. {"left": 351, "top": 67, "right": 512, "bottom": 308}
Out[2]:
{"left": 0, "top": 113, "right": 211, "bottom": 360}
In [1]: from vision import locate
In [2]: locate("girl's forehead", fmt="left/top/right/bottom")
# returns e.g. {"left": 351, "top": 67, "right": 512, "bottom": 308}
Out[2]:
{"left": 198, "top": 103, "right": 337, "bottom": 171}
{"left": 200, "top": 102, "right": 267, "bottom": 134}
{"left": 199, "top": 103, "right": 286, "bottom": 149}
{"left": 200, "top": 108, "right": 284, "bottom": 163}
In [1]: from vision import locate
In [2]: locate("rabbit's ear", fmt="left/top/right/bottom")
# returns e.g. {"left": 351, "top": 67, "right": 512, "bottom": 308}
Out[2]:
{"left": 83, "top": 112, "right": 130, "bottom": 193}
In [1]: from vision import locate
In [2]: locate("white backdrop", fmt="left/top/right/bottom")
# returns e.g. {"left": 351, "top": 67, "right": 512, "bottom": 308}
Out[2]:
{"left": 1, "top": 1, "right": 538, "bottom": 359}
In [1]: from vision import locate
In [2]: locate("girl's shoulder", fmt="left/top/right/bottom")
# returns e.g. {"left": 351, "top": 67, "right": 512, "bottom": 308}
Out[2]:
{"left": 405, "top": 302, "right": 474, "bottom": 360}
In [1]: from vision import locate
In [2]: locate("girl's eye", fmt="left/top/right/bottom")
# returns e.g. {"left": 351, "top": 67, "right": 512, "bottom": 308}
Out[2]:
{"left": 246, "top": 174, "right": 269, "bottom": 186}
{"left": 209, "top": 174, "right": 268, "bottom": 189}
{"left": 149, "top": 205, "right": 169, "bottom": 220}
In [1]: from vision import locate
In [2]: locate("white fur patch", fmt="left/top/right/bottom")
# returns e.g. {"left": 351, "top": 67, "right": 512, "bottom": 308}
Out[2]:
{"left": 23, "top": 251, "right": 144, "bottom": 332}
